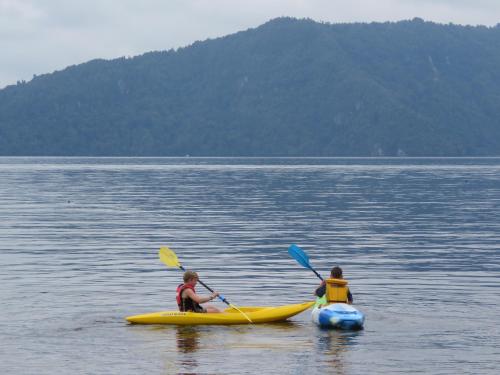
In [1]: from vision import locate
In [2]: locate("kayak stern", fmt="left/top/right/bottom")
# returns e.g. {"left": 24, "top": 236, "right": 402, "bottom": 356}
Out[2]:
{"left": 312, "top": 302, "right": 365, "bottom": 330}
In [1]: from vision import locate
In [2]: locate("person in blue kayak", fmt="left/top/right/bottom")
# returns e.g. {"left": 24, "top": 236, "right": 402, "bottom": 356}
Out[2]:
{"left": 314, "top": 266, "right": 353, "bottom": 304}
{"left": 176, "top": 270, "right": 221, "bottom": 313}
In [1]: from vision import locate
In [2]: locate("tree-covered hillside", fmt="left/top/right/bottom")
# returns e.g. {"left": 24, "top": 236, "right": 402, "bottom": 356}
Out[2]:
{"left": 1, "top": 17, "right": 500, "bottom": 156}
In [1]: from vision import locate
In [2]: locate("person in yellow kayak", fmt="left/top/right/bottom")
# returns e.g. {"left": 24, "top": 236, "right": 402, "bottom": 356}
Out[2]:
{"left": 176, "top": 270, "right": 221, "bottom": 313}
{"left": 314, "top": 266, "right": 353, "bottom": 304}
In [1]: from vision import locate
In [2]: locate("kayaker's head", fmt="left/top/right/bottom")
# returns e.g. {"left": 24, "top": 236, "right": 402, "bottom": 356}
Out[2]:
{"left": 330, "top": 266, "right": 343, "bottom": 279}
{"left": 183, "top": 270, "right": 199, "bottom": 285}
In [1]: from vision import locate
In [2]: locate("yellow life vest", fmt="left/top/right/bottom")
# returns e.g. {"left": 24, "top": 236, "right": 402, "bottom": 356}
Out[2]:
{"left": 325, "top": 278, "right": 349, "bottom": 303}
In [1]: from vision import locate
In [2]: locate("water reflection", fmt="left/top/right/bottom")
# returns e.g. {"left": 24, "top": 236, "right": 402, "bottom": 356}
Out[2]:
{"left": 316, "top": 329, "right": 363, "bottom": 375}
{"left": 175, "top": 326, "right": 201, "bottom": 374}
{"left": 176, "top": 326, "right": 201, "bottom": 354}
{"left": 258, "top": 321, "right": 300, "bottom": 332}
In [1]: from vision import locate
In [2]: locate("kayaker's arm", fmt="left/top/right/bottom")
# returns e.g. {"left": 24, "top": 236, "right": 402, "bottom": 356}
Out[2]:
{"left": 315, "top": 281, "right": 326, "bottom": 297}
{"left": 183, "top": 288, "right": 218, "bottom": 304}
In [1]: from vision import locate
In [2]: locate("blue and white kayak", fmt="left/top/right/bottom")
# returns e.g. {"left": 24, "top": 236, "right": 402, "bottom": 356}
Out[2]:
{"left": 311, "top": 297, "right": 365, "bottom": 330}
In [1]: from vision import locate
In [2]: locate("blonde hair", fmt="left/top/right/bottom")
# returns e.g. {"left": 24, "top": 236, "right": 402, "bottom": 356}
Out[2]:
{"left": 183, "top": 270, "right": 198, "bottom": 283}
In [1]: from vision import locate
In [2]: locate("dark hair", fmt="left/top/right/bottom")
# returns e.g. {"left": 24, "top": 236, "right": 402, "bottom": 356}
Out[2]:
{"left": 330, "top": 266, "right": 343, "bottom": 279}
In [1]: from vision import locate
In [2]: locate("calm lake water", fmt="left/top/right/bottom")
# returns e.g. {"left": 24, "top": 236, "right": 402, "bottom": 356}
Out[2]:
{"left": 0, "top": 157, "right": 499, "bottom": 374}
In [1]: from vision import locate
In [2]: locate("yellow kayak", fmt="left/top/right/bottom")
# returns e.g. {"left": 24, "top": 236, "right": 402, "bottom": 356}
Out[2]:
{"left": 126, "top": 301, "right": 314, "bottom": 325}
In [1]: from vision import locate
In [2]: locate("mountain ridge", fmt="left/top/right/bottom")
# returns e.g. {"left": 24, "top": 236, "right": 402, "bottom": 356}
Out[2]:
{"left": 1, "top": 17, "right": 500, "bottom": 156}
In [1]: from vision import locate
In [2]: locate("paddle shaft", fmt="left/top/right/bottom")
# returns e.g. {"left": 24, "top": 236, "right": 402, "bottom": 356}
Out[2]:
{"left": 311, "top": 268, "right": 324, "bottom": 282}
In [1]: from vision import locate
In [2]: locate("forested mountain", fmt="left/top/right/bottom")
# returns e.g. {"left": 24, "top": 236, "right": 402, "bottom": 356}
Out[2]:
{"left": 1, "top": 17, "right": 500, "bottom": 156}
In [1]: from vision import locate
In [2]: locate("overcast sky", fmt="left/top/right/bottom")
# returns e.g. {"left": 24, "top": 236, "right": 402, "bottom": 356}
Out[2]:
{"left": 1, "top": 0, "right": 499, "bottom": 88}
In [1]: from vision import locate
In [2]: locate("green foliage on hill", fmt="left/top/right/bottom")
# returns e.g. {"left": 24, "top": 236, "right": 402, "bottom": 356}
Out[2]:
{"left": 1, "top": 17, "right": 500, "bottom": 156}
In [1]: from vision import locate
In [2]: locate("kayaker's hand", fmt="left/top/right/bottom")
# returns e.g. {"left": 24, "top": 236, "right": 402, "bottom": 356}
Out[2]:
{"left": 210, "top": 292, "right": 219, "bottom": 300}
{"left": 314, "top": 281, "right": 327, "bottom": 297}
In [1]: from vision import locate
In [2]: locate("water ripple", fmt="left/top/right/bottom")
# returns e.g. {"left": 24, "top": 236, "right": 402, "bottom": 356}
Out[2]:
{"left": 1, "top": 157, "right": 499, "bottom": 374}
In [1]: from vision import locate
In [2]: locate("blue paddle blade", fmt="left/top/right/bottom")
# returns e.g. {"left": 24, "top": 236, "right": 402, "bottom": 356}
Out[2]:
{"left": 288, "top": 244, "right": 312, "bottom": 269}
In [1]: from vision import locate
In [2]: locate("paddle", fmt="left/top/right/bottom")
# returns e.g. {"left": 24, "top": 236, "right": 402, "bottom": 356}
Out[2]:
{"left": 288, "top": 244, "right": 324, "bottom": 281}
{"left": 158, "top": 246, "right": 253, "bottom": 323}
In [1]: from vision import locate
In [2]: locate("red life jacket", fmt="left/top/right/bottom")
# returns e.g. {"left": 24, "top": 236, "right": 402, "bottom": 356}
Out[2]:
{"left": 176, "top": 283, "right": 201, "bottom": 312}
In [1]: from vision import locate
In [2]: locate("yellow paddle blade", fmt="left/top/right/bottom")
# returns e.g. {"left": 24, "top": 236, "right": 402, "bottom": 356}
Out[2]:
{"left": 229, "top": 303, "right": 253, "bottom": 323}
{"left": 159, "top": 246, "right": 181, "bottom": 268}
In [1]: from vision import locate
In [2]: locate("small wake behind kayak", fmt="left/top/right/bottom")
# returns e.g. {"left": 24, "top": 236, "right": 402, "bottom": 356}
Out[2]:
{"left": 126, "top": 301, "right": 314, "bottom": 325}
{"left": 312, "top": 297, "right": 365, "bottom": 330}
